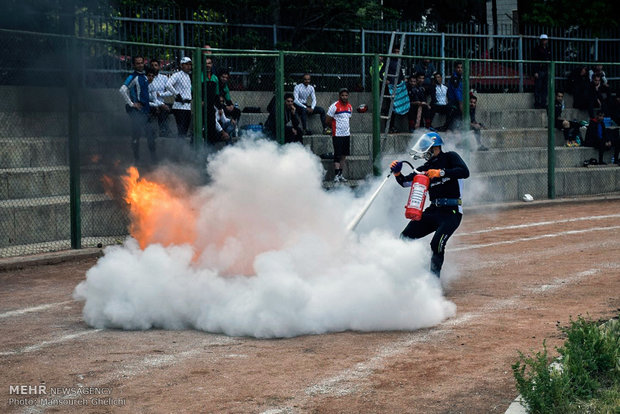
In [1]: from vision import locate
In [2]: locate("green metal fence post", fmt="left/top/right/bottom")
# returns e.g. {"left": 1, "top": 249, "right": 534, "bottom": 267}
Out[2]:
{"left": 275, "top": 51, "right": 285, "bottom": 145}
{"left": 462, "top": 59, "right": 470, "bottom": 135}
{"left": 547, "top": 61, "right": 556, "bottom": 199}
{"left": 68, "top": 37, "right": 81, "bottom": 249}
{"left": 372, "top": 54, "right": 381, "bottom": 176}
{"left": 192, "top": 47, "right": 203, "bottom": 149}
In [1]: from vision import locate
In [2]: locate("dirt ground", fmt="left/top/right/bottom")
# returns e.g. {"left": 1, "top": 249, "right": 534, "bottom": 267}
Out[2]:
{"left": 1, "top": 199, "right": 619, "bottom": 414}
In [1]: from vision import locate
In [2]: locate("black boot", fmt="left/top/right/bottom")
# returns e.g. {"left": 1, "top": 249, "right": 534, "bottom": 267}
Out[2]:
{"left": 430, "top": 253, "right": 443, "bottom": 278}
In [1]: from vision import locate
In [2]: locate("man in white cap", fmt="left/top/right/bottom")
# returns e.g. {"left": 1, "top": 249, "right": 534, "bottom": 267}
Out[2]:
{"left": 166, "top": 56, "right": 193, "bottom": 140}
{"left": 532, "top": 34, "right": 551, "bottom": 109}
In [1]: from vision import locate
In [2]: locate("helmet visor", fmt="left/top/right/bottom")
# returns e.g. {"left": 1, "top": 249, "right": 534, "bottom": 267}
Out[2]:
{"left": 410, "top": 134, "right": 435, "bottom": 159}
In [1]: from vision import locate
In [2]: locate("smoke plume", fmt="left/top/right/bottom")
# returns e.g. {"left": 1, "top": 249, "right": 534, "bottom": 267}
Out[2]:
{"left": 74, "top": 138, "right": 457, "bottom": 338}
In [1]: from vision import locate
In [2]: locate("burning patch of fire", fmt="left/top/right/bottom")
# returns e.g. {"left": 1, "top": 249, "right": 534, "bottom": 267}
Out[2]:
{"left": 105, "top": 167, "right": 198, "bottom": 249}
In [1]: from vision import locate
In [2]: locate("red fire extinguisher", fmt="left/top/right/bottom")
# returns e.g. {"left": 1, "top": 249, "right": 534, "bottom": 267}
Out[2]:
{"left": 405, "top": 173, "right": 430, "bottom": 221}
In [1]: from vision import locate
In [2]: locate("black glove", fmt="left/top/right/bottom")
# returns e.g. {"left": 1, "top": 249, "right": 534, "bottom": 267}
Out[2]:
{"left": 390, "top": 160, "right": 402, "bottom": 173}
{"left": 175, "top": 94, "right": 183, "bottom": 103}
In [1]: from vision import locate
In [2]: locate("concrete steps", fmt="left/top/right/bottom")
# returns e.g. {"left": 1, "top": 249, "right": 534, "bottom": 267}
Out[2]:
{"left": 0, "top": 193, "right": 128, "bottom": 249}
{"left": 0, "top": 137, "right": 67, "bottom": 168}
{"left": 467, "top": 147, "right": 601, "bottom": 173}
{"left": 0, "top": 166, "right": 109, "bottom": 199}
{"left": 468, "top": 165, "right": 620, "bottom": 203}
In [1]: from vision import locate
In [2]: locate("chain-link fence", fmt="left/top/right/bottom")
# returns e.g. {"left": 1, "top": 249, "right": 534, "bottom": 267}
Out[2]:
{"left": 1, "top": 28, "right": 619, "bottom": 257}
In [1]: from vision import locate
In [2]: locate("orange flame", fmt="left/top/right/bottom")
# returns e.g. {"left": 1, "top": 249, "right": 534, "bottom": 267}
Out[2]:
{"left": 121, "top": 167, "right": 197, "bottom": 249}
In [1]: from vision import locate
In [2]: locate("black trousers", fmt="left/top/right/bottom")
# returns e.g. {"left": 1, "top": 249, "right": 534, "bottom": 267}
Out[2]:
{"left": 555, "top": 119, "right": 580, "bottom": 142}
{"left": 401, "top": 206, "right": 462, "bottom": 278}
{"left": 294, "top": 104, "right": 326, "bottom": 131}
{"left": 284, "top": 126, "right": 303, "bottom": 144}
{"left": 173, "top": 109, "right": 192, "bottom": 138}
{"left": 156, "top": 103, "right": 172, "bottom": 134}
{"left": 534, "top": 71, "right": 548, "bottom": 108}
{"left": 430, "top": 104, "right": 452, "bottom": 129}
{"left": 445, "top": 104, "right": 463, "bottom": 131}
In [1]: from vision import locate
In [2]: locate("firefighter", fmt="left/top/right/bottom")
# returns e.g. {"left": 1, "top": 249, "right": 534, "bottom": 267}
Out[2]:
{"left": 390, "top": 132, "right": 470, "bottom": 278}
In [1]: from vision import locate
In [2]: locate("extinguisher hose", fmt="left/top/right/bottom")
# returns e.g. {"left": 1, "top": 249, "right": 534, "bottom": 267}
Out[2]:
{"left": 346, "top": 161, "right": 422, "bottom": 232}
{"left": 401, "top": 160, "right": 421, "bottom": 174}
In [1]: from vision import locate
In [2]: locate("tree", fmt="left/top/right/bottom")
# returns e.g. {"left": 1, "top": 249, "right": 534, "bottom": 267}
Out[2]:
{"left": 518, "top": 0, "right": 620, "bottom": 35}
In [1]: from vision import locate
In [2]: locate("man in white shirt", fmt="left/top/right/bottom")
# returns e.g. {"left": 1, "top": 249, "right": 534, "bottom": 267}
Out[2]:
{"left": 293, "top": 74, "right": 328, "bottom": 135}
{"left": 430, "top": 72, "right": 451, "bottom": 131}
{"left": 148, "top": 58, "right": 172, "bottom": 136}
{"left": 215, "top": 95, "right": 235, "bottom": 138}
{"left": 166, "top": 56, "right": 193, "bottom": 140}
{"left": 325, "top": 88, "right": 353, "bottom": 182}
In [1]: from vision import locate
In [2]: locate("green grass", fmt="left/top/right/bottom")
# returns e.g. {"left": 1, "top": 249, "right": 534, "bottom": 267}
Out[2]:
{"left": 512, "top": 314, "right": 620, "bottom": 414}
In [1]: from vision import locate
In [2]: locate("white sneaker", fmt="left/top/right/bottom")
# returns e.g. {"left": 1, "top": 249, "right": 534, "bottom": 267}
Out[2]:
{"left": 339, "top": 175, "right": 348, "bottom": 182}
{"left": 333, "top": 175, "right": 341, "bottom": 183}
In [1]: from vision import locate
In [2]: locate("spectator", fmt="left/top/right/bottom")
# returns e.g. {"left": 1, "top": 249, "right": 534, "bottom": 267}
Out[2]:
{"left": 608, "top": 93, "right": 620, "bottom": 126}
{"left": 293, "top": 74, "right": 328, "bottom": 135}
{"left": 325, "top": 88, "right": 353, "bottom": 183}
{"left": 166, "top": 56, "right": 193, "bottom": 140}
{"left": 446, "top": 61, "right": 464, "bottom": 131}
{"left": 216, "top": 95, "right": 236, "bottom": 138}
{"left": 469, "top": 95, "right": 488, "bottom": 151}
{"left": 119, "top": 55, "right": 154, "bottom": 162}
{"left": 369, "top": 55, "right": 385, "bottom": 84}
{"left": 385, "top": 47, "right": 405, "bottom": 85}
{"left": 282, "top": 92, "right": 304, "bottom": 144}
{"left": 608, "top": 93, "right": 620, "bottom": 163}
{"left": 413, "top": 58, "right": 436, "bottom": 87}
{"left": 585, "top": 110, "right": 619, "bottom": 164}
{"left": 264, "top": 94, "right": 276, "bottom": 137}
{"left": 407, "top": 73, "right": 431, "bottom": 132}
{"left": 590, "top": 73, "right": 611, "bottom": 116}
{"left": 429, "top": 72, "right": 451, "bottom": 131}
{"left": 264, "top": 93, "right": 304, "bottom": 144}
{"left": 203, "top": 56, "right": 219, "bottom": 93}
{"left": 554, "top": 91, "right": 581, "bottom": 147}
{"left": 384, "top": 47, "right": 405, "bottom": 133}
{"left": 588, "top": 64, "right": 608, "bottom": 86}
{"left": 218, "top": 69, "right": 241, "bottom": 124}
{"left": 201, "top": 56, "right": 219, "bottom": 143}
{"left": 203, "top": 45, "right": 219, "bottom": 76}
{"left": 141, "top": 67, "right": 162, "bottom": 160}
{"left": 148, "top": 58, "right": 172, "bottom": 136}
{"left": 532, "top": 34, "right": 552, "bottom": 109}
{"left": 569, "top": 65, "right": 592, "bottom": 112}
{"left": 209, "top": 103, "right": 231, "bottom": 148}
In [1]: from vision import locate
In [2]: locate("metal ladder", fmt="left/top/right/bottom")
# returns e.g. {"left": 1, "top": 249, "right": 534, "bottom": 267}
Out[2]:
{"left": 380, "top": 32, "right": 406, "bottom": 134}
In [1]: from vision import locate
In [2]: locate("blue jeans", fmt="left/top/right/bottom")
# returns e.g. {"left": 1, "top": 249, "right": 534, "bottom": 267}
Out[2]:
{"left": 128, "top": 109, "right": 156, "bottom": 161}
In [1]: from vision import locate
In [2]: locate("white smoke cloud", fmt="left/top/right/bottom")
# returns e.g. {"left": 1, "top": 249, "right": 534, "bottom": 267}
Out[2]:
{"left": 74, "top": 138, "right": 457, "bottom": 338}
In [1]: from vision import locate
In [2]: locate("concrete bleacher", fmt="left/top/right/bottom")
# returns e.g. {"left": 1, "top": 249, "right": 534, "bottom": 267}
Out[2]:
{"left": 1, "top": 86, "right": 620, "bottom": 254}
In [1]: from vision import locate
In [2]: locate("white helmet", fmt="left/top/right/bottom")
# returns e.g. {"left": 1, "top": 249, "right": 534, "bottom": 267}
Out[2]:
{"left": 410, "top": 132, "right": 444, "bottom": 160}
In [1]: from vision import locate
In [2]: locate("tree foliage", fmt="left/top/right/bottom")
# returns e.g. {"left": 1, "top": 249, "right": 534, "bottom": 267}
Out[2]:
{"left": 4, "top": 0, "right": 620, "bottom": 37}
{"left": 518, "top": 0, "right": 620, "bottom": 35}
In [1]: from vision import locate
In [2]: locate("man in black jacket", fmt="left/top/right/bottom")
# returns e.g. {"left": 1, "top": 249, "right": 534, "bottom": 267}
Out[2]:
{"left": 390, "top": 132, "right": 470, "bottom": 278}
{"left": 264, "top": 93, "right": 304, "bottom": 144}
{"left": 532, "top": 34, "right": 552, "bottom": 109}
{"left": 554, "top": 91, "right": 580, "bottom": 147}
{"left": 585, "top": 110, "right": 619, "bottom": 164}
